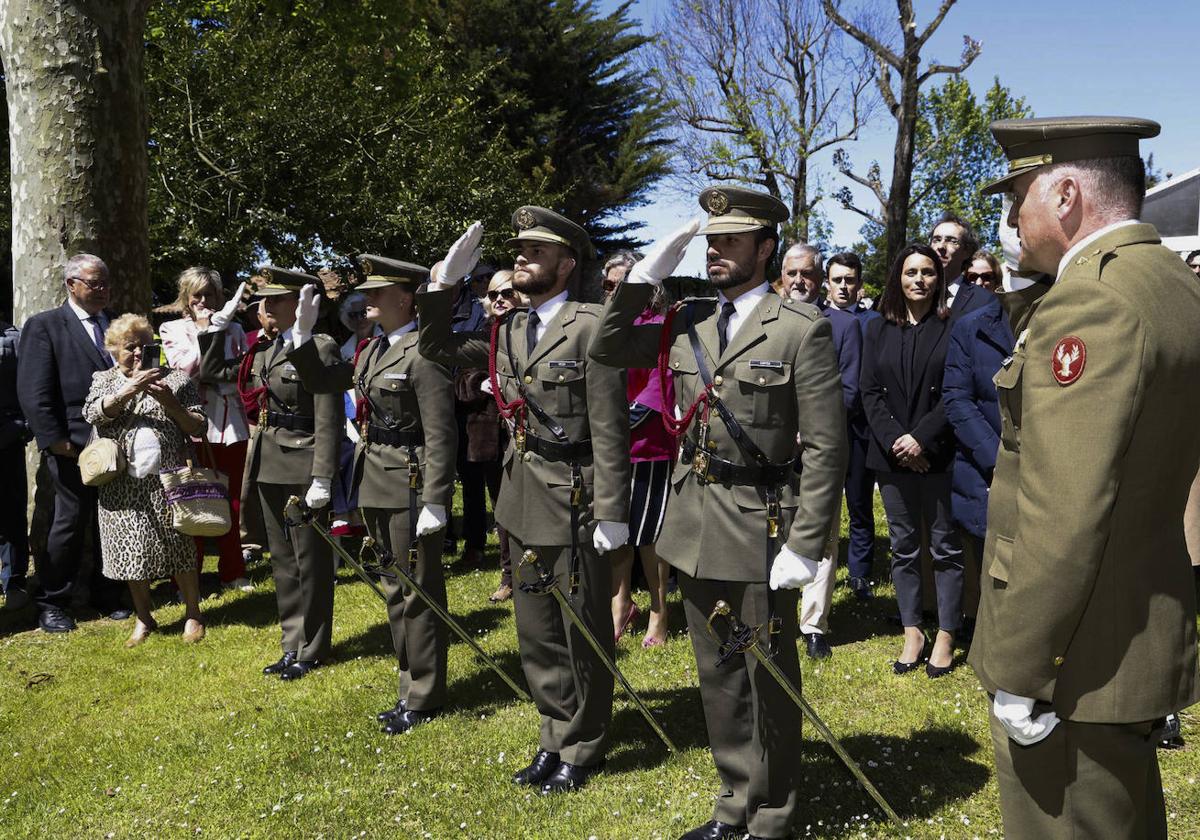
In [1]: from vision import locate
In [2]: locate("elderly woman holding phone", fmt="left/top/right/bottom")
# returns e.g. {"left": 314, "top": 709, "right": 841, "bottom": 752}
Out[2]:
{"left": 83, "top": 314, "right": 208, "bottom": 647}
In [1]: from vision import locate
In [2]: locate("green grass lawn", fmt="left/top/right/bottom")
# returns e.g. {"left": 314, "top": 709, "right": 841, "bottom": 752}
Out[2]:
{"left": 1, "top": 494, "right": 1197, "bottom": 839}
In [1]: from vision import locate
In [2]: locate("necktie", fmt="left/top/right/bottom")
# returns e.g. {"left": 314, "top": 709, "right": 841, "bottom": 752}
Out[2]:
{"left": 85, "top": 316, "right": 111, "bottom": 368}
{"left": 717, "top": 301, "right": 736, "bottom": 356}
{"left": 267, "top": 334, "right": 285, "bottom": 369}
{"left": 375, "top": 333, "right": 390, "bottom": 361}
{"left": 526, "top": 310, "right": 540, "bottom": 358}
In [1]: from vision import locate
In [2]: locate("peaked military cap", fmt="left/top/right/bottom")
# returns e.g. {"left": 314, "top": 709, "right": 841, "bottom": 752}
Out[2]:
{"left": 253, "top": 265, "right": 320, "bottom": 297}
{"left": 504, "top": 206, "right": 595, "bottom": 261}
{"left": 981, "top": 116, "right": 1160, "bottom": 195}
{"left": 697, "top": 185, "right": 789, "bottom": 235}
{"left": 355, "top": 254, "right": 429, "bottom": 290}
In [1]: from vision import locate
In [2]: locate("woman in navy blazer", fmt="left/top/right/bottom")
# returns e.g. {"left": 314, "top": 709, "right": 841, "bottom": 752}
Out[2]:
{"left": 860, "top": 243, "right": 964, "bottom": 678}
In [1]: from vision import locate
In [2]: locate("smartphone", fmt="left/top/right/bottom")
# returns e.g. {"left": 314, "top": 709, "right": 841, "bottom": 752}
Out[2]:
{"left": 139, "top": 343, "right": 161, "bottom": 370}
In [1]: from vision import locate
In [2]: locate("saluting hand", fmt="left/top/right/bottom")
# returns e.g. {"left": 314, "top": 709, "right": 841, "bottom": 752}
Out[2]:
{"left": 293, "top": 283, "right": 321, "bottom": 349}
{"left": 208, "top": 282, "right": 247, "bottom": 332}
{"left": 436, "top": 221, "right": 484, "bottom": 289}
{"left": 626, "top": 217, "right": 702, "bottom": 286}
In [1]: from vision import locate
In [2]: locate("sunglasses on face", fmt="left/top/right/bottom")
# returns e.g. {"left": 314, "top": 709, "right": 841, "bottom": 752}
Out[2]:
{"left": 487, "top": 288, "right": 517, "bottom": 302}
{"left": 346, "top": 309, "right": 367, "bottom": 319}
{"left": 965, "top": 271, "right": 995, "bottom": 283}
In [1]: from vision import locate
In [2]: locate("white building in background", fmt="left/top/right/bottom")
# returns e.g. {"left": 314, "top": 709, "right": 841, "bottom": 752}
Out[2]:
{"left": 1142, "top": 166, "right": 1200, "bottom": 257}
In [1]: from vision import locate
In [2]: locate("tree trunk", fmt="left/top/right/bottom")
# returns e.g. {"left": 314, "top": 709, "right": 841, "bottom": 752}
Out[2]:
{"left": 0, "top": 0, "right": 152, "bottom": 325}
{"left": 792, "top": 155, "right": 809, "bottom": 243}
{"left": 884, "top": 61, "right": 921, "bottom": 272}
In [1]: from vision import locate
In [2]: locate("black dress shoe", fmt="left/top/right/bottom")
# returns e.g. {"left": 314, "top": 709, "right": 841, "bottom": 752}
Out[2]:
{"left": 803, "top": 632, "right": 832, "bottom": 660}
{"left": 381, "top": 708, "right": 440, "bottom": 735}
{"left": 512, "top": 749, "right": 560, "bottom": 786}
{"left": 280, "top": 660, "right": 321, "bottom": 681}
{"left": 1157, "top": 713, "right": 1185, "bottom": 750}
{"left": 106, "top": 608, "right": 133, "bottom": 621}
{"left": 848, "top": 576, "right": 873, "bottom": 601}
{"left": 377, "top": 700, "right": 406, "bottom": 722}
{"left": 678, "top": 820, "right": 747, "bottom": 840}
{"left": 262, "top": 651, "right": 297, "bottom": 676}
{"left": 38, "top": 606, "right": 76, "bottom": 633}
{"left": 925, "top": 661, "right": 953, "bottom": 679}
{"left": 538, "top": 760, "right": 604, "bottom": 795}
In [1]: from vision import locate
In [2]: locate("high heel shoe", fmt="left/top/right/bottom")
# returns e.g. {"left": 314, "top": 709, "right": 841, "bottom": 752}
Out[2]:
{"left": 892, "top": 641, "right": 929, "bottom": 675}
{"left": 613, "top": 603, "right": 641, "bottom": 643}
{"left": 925, "top": 661, "right": 953, "bottom": 679}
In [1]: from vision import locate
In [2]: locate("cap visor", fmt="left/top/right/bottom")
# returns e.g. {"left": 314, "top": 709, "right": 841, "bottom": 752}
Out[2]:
{"left": 981, "top": 166, "right": 1041, "bottom": 196}
{"left": 355, "top": 278, "right": 396, "bottom": 290}
{"left": 251, "top": 285, "right": 296, "bottom": 298}
{"left": 504, "top": 231, "right": 573, "bottom": 250}
{"left": 698, "top": 219, "right": 767, "bottom": 235}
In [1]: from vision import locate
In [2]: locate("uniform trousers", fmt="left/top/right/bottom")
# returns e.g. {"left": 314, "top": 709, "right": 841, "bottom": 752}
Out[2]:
{"left": 680, "top": 571, "right": 802, "bottom": 839}
{"left": 509, "top": 536, "right": 613, "bottom": 767}
{"left": 362, "top": 507, "right": 448, "bottom": 711}
{"left": 258, "top": 483, "right": 335, "bottom": 661}
{"left": 989, "top": 709, "right": 1166, "bottom": 839}
{"left": 878, "top": 471, "right": 963, "bottom": 631}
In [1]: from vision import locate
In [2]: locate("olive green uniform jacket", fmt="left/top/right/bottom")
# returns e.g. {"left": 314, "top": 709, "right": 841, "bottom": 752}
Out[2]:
{"left": 970, "top": 223, "right": 1200, "bottom": 723}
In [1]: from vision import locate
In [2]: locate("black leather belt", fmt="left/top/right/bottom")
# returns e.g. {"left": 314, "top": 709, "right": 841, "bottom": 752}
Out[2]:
{"left": 367, "top": 425, "right": 424, "bottom": 448}
{"left": 265, "top": 411, "right": 314, "bottom": 433}
{"left": 680, "top": 437, "right": 795, "bottom": 486}
{"left": 522, "top": 433, "right": 592, "bottom": 463}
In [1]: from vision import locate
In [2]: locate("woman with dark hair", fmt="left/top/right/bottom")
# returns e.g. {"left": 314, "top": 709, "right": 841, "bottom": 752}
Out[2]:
{"left": 860, "top": 242, "right": 964, "bottom": 678}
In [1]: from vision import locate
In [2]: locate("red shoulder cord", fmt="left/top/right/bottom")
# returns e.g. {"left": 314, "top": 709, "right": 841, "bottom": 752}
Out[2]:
{"left": 236, "top": 337, "right": 269, "bottom": 415}
{"left": 487, "top": 314, "right": 526, "bottom": 427}
{"left": 657, "top": 302, "right": 712, "bottom": 439}
{"left": 352, "top": 336, "right": 375, "bottom": 426}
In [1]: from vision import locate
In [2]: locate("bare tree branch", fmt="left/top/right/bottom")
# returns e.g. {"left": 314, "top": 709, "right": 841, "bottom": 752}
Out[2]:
{"left": 820, "top": 0, "right": 900, "bottom": 69}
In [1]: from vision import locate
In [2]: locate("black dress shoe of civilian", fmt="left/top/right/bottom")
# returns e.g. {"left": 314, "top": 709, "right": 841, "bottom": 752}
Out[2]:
{"left": 747, "top": 835, "right": 785, "bottom": 840}
{"left": 678, "top": 820, "right": 748, "bottom": 840}
{"left": 377, "top": 700, "right": 406, "bottom": 722}
{"left": 804, "top": 632, "right": 832, "bottom": 660}
{"left": 381, "top": 708, "right": 440, "bottom": 735}
{"left": 262, "top": 651, "right": 297, "bottom": 676}
{"left": 280, "top": 660, "right": 320, "bottom": 681}
{"left": 848, "top": 576, "right": 873, "bottom": 601}
{"left": 538, "top": 760, "right": 604, "bottom": 795}
{"left": 512, "top": 750, "right": 560, "bottom": 786}
{"left": 107, "top": 608, "right": 133, "bottom": 621}
{"left": 38, "top": 606, "right": 76, "bottom": 633}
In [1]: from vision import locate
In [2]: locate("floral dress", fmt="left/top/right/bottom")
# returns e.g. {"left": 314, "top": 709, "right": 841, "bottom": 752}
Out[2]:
{"left": 83, "top": 368, "right": 205, "bottom": 581}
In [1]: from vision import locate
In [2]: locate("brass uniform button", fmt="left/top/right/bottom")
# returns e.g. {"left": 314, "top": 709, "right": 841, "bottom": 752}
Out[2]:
{"left": 758, "top": 376, "right": 766, "bottom": 385}
{"left": 557, "top": 374, "right": 564, "bottom": 382}
{"left": 524, "top": 374, "right": 533, "bottom": 384}
{"left": 713, "top": 374, "right": 724, "bottom": 386}
{"left": 672, "top": 361, "right": 680, "bottom": 370}
{"left": 706, "top": 440, "right": 717, "bottom": 450}
{"left": 1053, "top": 655, "right": 1065, "bottom": 667}
{"left": 523, "top": 452, "right": 533, "bottom": 463}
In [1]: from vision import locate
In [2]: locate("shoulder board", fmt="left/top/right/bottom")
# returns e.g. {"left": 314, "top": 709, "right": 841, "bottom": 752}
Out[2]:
{"left": 679, "top": 295, "right": 718, "bottom": 305}
{"left": 572, "top": 302, "right": 598, "bottom": 317}
{"left": 779, "top": 299, "right": 820, "bottom": 321}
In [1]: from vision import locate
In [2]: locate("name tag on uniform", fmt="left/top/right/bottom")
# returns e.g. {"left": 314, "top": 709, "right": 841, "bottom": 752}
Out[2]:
{"left": 548, "top": 360, "right": 579, "bottom": 369}
{"left": 748, "top": 359, "right": 784, "bottom": 370}
{"left": 383, "top": 372, "right": 408, "bottom": 380}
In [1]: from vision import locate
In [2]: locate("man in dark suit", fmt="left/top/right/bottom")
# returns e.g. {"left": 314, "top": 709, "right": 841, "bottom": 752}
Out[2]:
{"left": 779, "top": 244, "right": 862, "bottom": 658}
{"left": 930, "top": 212, "right": 991, "bottom": 320}
{"left": 0, "top": 318, "right": 31, "bottom": 609}
{"left": 17, "top": 254, "right": 126, "bottom": 632}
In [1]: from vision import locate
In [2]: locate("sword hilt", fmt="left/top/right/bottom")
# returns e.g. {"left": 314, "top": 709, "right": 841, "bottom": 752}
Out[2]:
{"left": 358, "top": 536, "right": 398, "bottom": 581}
{"left": 517, "top": 549, "right": 556, "bottom": 595}
{"left": 283, "top": 495, "right": 314, "bottom": 527}
{"left": 705, "top": 599, "right": 759, "bottom": 667}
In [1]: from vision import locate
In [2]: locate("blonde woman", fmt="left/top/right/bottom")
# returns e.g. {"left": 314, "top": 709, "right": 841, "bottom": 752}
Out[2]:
{"left": 83, "top": 315, "right": 207, "bottom": 646}
{"left": 159, "top": 267, "right": 253, "bottom": 592}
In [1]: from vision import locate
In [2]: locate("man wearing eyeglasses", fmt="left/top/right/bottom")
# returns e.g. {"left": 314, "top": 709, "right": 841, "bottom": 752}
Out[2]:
{"left": 929, "top": 213, "right": 991, "bottom": 320}
{"left": 17, "top": 254, "right": 129, "bottom": 632}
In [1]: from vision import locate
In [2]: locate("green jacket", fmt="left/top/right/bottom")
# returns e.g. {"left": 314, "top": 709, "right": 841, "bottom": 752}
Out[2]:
{"left": 416, "top": 288, "right": 630, "bottom": 546}
{"left": 970, "top": 223, "right": 1200, "bottom": 722}
{"left": 588, "top": 283, "right": 847, "bottom": 581}
{"left": 285, "top": 331, "right": 457, "bottom": 511}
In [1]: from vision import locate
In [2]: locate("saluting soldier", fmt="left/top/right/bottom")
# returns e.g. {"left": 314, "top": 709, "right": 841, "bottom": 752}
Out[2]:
{"left": 417, "top": 208, "right": 630, "bottom": 795}
{"left": 969, "top": 117, "right": 1200, "bottom": 838}
{"left": 199, "top": 267, "right": 342, "bottom": 680}
{"left": 589, "top": 187, "right": 847, "bottom": 840}
{"left": 286, "top": 256, "right": 457, "bottom": 734}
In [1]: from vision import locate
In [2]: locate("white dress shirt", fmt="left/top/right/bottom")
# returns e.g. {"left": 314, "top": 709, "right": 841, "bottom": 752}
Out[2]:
{"left": 1056, "top": 219, "right": 1140, "bottom": 281}
{"left": 385, "top": 321, "right": 417, "bottom": 344}
{"left": 67, "top": 296, "right": 110, "bottom": 360}
{"left": 717, "top": 281, "right": 771, "bottom": 345}
{"left": 528, "top": 289, "right": 569, "bottom": 344}
{"left": 945, "top": 276, "right": 963, "bottom": 308}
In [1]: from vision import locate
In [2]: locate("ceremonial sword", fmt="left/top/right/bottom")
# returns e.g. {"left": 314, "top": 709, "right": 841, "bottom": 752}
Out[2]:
{"left": 518, "top": 549, "right": 678, "bottom": 753}
{"left": 706, "top": 600, "right": 904, "bottom": 831}
{"left": 283, "top": 496, "right": 531, "bottom": 703}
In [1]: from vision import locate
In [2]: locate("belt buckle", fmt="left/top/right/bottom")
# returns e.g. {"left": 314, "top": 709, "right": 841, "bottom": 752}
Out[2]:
{"left": 691, "top": 448, "right": 712, "bottom": 484}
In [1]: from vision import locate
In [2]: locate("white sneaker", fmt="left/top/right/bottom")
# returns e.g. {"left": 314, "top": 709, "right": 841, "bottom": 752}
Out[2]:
{"left": 224, "top": 577, "right": 254, "bottom": 593}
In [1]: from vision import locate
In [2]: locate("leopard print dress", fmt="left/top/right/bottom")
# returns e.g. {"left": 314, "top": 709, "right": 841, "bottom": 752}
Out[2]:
{"left": 83, "top": 368, "right": 205, "bottom": 581}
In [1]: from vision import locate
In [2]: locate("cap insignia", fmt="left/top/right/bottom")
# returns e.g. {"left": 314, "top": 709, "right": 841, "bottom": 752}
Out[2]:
{"left": 516, "top": 208, "right": 536, "bottom": 229}
{"left": 706, "top": 190, "right": 729, "bottom": 215}
{"left": 359, "top": 258, "right": 374, "bottom": 275}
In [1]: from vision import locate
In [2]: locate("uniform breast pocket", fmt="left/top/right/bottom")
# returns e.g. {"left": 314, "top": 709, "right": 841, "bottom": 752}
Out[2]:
{"left": 538, "top": 362, "right": 586, "bottom": 416}
{"left": 992, "top": 353, "right": 1024, "bottom": 452}
{"left": 734, "top": 359, "right": 792, "bottom": 426}
{"left": 667, "top": 349, "right": 699, "bottom": 413}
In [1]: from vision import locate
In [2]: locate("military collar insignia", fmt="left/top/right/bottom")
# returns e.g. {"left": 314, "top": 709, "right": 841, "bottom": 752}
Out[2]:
{"left": 705, "top": 190, "right": 729, "bottom": 215}
{"left": 515, "top": 208, "right": 536, "bottom": 229}
{"left": 1051, "top": 336, "right": 1086, "bottom": 386}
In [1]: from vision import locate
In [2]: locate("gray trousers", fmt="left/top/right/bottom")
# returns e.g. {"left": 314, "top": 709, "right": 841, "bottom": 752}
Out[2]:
{"left": 363, "top": 507, "right": 448, "bottom": 712}
{"left": 259, "top": 483, "right": 335, "bottom": 661}
{"left": 680, "top": 572, "right": 802, "bottom": 839}
{"left": 878, "top": 471, "right": 963, "bottom": 631}
{"left": 510, "top": 537, "right": 614, "bottom": 766}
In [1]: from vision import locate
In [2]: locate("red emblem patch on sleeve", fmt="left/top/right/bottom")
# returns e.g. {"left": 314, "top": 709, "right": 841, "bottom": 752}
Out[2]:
{"left": 1051, "top": 336, "right": 1086, "bottom": 386}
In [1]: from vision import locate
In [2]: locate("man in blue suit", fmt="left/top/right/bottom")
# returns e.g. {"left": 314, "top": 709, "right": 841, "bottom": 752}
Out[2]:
{"left": 929, "top": 212, "right": 991, "bottom": 321}
{"left": 17, "top": 254, "right": 127, "bottom": 632}
{"left": 780, "top": 245, "right": 863, "bottom": 658}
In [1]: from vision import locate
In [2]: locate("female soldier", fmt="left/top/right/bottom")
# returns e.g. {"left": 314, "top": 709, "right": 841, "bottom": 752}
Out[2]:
{"left": 199, "top": 267, "right": 343, "bottom": 681}
{"left": 288, "top": 255, "right": 456, "bottom": 734}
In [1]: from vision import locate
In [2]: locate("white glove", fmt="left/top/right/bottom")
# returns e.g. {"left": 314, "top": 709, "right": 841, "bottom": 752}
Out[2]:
{"left": 436, "top": 221, "right": 484, "bottom": 289}
{"left": 292, "top": 283, "right": 320, "bottom": 348}
{"left": 592, "top": 520, "right": 629, "bottom": 554}
{"left": 208, "top": 282, "right": 246, "bottom": 331}
{"left": 304, "top": 476, "right": 332, "bottom": 509}
{"left": 625, "top": 217, "right": 702, "bottom": 286}
{"left": 993, "top": 689, "right": 1061, "bottom": 746}
{"left": 415, "top": 504, "right": 448, "bottom": 537}
{"left": 479, "top": 377, "right": 494, "bottom": 396}
{"left": 768, "top": 544, "right": 819, "bottom": 590}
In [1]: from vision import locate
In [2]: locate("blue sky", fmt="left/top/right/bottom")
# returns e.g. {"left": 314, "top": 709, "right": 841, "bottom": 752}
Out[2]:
{"left": 598, "top": 0, "right": 1200, "bottom": 274}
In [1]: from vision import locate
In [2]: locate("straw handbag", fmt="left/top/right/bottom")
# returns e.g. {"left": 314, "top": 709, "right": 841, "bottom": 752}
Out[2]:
{"left": 160, "top": 437, "right": 232, "bottom": 537}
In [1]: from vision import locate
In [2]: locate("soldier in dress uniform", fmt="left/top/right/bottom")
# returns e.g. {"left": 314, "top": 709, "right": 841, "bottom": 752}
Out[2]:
{"left": 286, "top": 255, "right": 457, "bottom": 734}
{"left": 417, "top": 208, "right": 630, "bottom": 794}
{"left": 198, "top": 266, "right": 343, "bottom": 680}
{"left": 969, "top": 117, "right": 1200, "bottom": 838}
{"left": 589, "top": 186, "right": 847, "bottom": 840}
